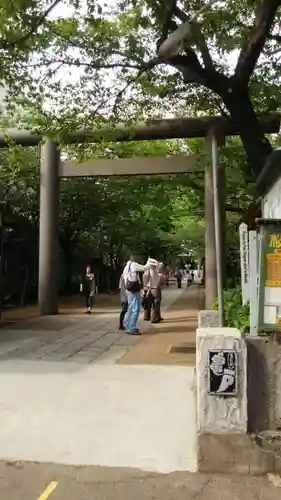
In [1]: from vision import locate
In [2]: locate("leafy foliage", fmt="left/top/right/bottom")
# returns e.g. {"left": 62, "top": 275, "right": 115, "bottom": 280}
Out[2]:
{"left": 213, "top": 288, "right": 250, "bottom": 333}
{"left": 0, "top": 0, "right": 279, "bottom": 307}
{"left": 0, "top": 135, "right": 207, "bottom": 302}
{"left": 2, "top": 0, "right": 280, "bottom": 178}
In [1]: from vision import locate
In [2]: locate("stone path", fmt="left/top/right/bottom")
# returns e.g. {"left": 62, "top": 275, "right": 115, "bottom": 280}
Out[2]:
{"left": 0, "top": 285, "right": 278, "bottom": 498}
{"left": 0, "top": 287, "right": 183, "bottom": 366}
{"left": 0, "top": 286, "right": 198, "bottom": 474}
{"left": 119, "top": 284, "right": 200, "bottom": 366}
{"left": 1, "top": 462, "right": 280, "bottom": 500}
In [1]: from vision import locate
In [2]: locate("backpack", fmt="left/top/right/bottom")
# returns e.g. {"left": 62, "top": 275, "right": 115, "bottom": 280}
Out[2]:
{"left": 125, "top": 262, "right": 141, "bottom": 293}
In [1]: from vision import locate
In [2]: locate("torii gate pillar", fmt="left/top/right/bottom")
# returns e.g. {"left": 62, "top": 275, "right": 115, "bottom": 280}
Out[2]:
{"left": 205, "top": 131, "right": 226, "bottom": 309}
{"left": 38, "top": 140, "right": 60, "bottom": 315}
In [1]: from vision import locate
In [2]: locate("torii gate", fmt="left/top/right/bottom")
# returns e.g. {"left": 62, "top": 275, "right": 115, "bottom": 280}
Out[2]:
{"left": 39, "top": 146, "right": 199, "bottom": 316}
{"left": 0, "top": 114, "right": 279, "bottom": 317}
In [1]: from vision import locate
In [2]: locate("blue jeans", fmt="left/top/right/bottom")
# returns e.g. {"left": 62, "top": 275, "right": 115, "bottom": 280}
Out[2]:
{"left": 125, "top": 291, "right": 141, "bottom": 332}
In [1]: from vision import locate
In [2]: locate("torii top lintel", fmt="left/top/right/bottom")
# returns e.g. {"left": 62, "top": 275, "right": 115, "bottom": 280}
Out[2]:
{"left": 0, "top": 114, "right": 279, "bottom": 147}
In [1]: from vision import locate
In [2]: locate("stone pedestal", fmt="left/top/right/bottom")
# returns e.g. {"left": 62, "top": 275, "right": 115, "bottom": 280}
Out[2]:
{"left": 197, "top": 327, "right": 247, "bottom": 434}
{"left": 196, "top": 329, "right": 281, "bottom": 475}
{"left": 196, "top": 327, "right": 252, "bottom": 473}
{"left": 198, "top": 310, "right": 220, "bottom": 328}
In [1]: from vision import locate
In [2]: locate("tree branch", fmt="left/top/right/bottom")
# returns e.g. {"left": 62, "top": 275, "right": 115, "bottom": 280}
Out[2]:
{"left": 225, "top": 205, "right": 245, "bottom": 214}
{"left": 30, "top": 58, "right": 147, "bottom": 70}
{"left": 235, "top": 0, "right": 281, "bottom": 84}
{"left": 28, "top": 56, "right": 162, "bottom": 76}
{"left": 268, "top": 33, "right": 281, "bottom": 42}
{"left": 156, "top": 0, "right": 178, "bottom": 50}
{"left": 1, "top": 0, "right": 62, "bottom": 49}
{"left": 165, "top": 50, "right": 230, "bottom": 98}
{"left": 168, "top": 53, "right": 206, "bottom": 84}
{"left": 171, "top": 2, "right": 214, "bottom": 69}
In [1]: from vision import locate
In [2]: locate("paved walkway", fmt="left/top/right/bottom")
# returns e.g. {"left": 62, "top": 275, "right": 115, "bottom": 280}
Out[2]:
{"left": 0, "top": 286, "right": 186, "bottom": 366}
{"left": 1, "top": 462, "right": 281, "bottom": 500}
{"left": 0, "top": 288, "right": 280, "bottom": 498}
{"left": 119, "top": 284, "right": 200, "bottom": 366}
{"left": 0, "top": 286, "right": 198, "bottom": 475}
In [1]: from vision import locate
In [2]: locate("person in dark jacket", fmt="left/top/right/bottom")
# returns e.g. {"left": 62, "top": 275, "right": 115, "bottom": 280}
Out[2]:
{"left": 81, "top": 265, "right": 96, "bottom": 313}
{"left": 118, "top": 271, "right": 128, "bottom": 330}
{"left": 175, "top": 268, "right": 182, "bottom": 288}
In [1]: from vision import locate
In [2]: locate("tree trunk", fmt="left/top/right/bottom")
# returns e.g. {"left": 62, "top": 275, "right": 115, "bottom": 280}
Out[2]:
{"left": 222, "top": 87, "right": 273, "bottom": 179}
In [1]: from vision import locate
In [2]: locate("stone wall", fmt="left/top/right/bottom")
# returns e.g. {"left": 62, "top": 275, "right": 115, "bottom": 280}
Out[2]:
{"left": 247, "top": 336, "right": 281, "bottom": 432}
{"left": 196, "top": 321, "right": 281, "bottom": 474}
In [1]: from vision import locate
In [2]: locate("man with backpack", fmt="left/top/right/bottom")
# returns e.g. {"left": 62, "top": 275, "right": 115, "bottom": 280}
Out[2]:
{"left": 122, "top": 255, "right": 152, "bottom": 335}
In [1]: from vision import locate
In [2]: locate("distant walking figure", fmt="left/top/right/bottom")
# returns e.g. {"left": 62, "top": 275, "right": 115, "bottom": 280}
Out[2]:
{"left": 175, "top": 268, "right": 182, "bottom": 289}
{"left": 81, "top": 265, "right": 96, "bottom": 314}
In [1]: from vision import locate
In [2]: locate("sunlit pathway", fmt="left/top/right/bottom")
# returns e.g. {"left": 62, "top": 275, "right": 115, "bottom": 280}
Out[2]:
{"left": 0, "top": 286, "right": 198, "bottom": 474}
{"left": 0, "top": 286, "right": 183, "bottom": 365}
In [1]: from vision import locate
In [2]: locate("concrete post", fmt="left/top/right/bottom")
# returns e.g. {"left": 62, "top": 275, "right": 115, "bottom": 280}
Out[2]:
{"left": 38, "top": 140, "right": 60, "bottom": 315}
{"left": 196, "top": 326, "right": 248, "bottom": 473}
{"left": 205, "top": 166, "right": 217, "bottom": 308}
{"left": 218, "top": 165, "right": 226, "bottom": 288}
{"left": 205, "top": 130, "right": 226, "bottom": 309}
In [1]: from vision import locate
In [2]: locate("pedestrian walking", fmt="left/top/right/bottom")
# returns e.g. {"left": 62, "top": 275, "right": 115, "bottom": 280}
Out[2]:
{"left": 175, "top": 268, "right": 182, "bottom": 289}
{"left": 81, "top": 265, "right": 96, "bottom": 314}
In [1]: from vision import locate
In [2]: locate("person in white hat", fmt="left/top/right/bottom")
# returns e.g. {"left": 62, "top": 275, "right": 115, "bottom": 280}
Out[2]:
{"left": 122, "top": 254, "right": 152, "bottom": 334}
{"left": 143, "top": 258, "right": 163, "bottom": 323}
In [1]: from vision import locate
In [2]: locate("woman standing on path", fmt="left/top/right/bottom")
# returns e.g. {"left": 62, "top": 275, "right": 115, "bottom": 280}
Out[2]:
{"left": 81, "top": 265, "right": 96, "bottom": 314}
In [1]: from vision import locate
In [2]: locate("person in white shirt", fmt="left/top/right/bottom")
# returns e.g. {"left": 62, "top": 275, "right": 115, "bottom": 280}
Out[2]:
{"left": 143, "top": 259, "right": 163, "bottom": 323}
{"left": 123, "top": 255, "right": 151, "bottom": 335}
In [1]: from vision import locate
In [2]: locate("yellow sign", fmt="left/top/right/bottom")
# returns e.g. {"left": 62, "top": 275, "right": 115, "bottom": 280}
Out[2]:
{"left": 269, "top": 234, "right": 281, "bottom": 249}
{"left": 265, "top": 280, "right": 281, "bottom": 286}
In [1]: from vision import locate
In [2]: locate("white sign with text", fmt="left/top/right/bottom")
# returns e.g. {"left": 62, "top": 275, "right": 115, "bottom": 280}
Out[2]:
{"left": 239, "top": 223, "right": 249, "bottom": 305}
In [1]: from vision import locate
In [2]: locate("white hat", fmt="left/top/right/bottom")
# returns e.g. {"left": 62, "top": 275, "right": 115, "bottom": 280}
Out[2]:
{"left": 146, "top": 258, "right": 158, "bottom": 267}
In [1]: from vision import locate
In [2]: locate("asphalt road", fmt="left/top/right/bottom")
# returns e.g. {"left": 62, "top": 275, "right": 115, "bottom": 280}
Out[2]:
{"left": 0, "top": 461, "right": 280, "bottom": 500}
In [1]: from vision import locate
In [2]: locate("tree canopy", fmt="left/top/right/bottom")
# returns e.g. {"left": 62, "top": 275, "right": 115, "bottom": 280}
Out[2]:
{"left": 0, "top": 0, "right": 280, "bottom": 306}
{"left": 1, "top": 0, "right": 281, "bottom": 178}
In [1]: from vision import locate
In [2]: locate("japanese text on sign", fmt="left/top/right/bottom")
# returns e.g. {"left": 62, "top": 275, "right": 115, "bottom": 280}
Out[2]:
{"left": 265, "top": 233, "right": 281, "bottom": 286}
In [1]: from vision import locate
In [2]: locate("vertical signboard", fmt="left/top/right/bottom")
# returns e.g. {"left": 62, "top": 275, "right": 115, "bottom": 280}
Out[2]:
{"left": 258, "top": 221, "right": 281, "bottom": 332}
{"left": 249, "top": 231, "right": 258, "bottom": 335}
{"left": 239, "top": 223, "right": 249, "bottom": 305}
